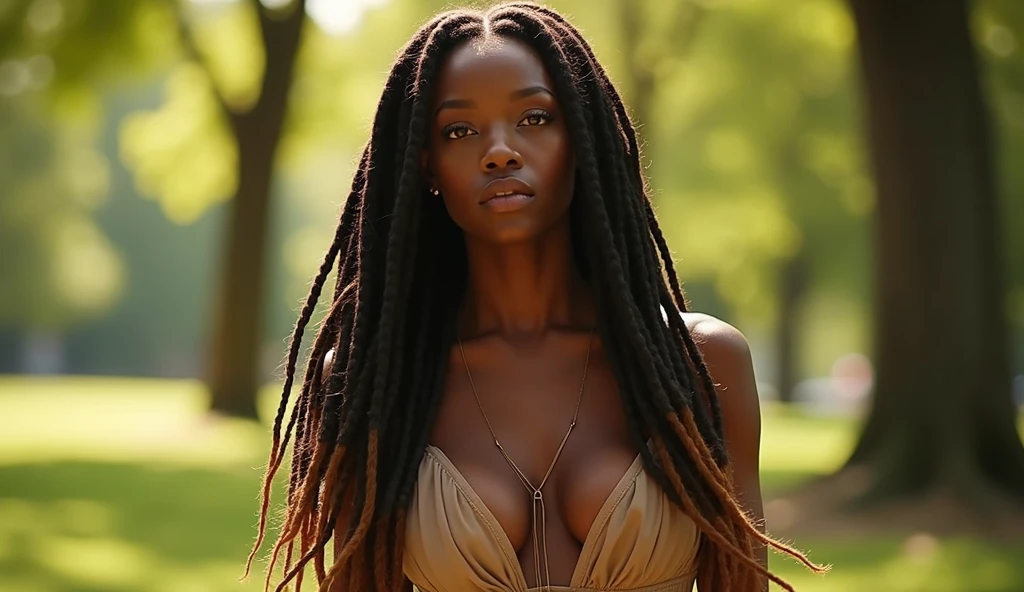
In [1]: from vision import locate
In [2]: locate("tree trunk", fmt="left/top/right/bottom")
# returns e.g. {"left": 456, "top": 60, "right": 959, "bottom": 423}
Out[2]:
{"left": 206, "top": 135, "right": 275, "bottom": 417}
{"left": 775, "top": 255, "right": 806, "bottom": 404}
{"left": 206, "top": 0, "right": 306, "bottom": 417}
{"left": 843, "top": 0, "right": 1024, "bottom": 503}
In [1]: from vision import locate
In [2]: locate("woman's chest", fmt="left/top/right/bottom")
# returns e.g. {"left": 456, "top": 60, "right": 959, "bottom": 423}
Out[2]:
{"left": 428, "top": 349, "right": 639, "bottom": 550}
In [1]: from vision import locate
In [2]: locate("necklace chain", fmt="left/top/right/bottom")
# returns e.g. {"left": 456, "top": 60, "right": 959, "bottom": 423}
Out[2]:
{"left": 456, "top": 328, "right": 595, "bottom": 592}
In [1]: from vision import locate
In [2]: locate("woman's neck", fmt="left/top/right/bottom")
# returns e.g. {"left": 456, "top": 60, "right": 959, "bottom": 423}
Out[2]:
{"left": 459, "top": 223, "right": 593, "bottom": 341}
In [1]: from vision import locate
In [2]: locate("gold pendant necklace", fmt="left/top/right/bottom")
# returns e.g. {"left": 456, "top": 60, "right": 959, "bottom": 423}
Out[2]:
{"left": 457, "top": 328, "right": 595, "bottom": 591}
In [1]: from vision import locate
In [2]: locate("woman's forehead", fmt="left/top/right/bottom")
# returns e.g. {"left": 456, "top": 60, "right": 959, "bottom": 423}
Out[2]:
{"left": 434, "top": 36, "right": 554, "bottom": 98}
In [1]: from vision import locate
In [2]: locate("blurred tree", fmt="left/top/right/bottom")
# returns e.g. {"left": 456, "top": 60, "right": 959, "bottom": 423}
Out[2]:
{"left": 180, "top": 0, "right": 307, "bottom": 418}
{"left": 2, "top": 0, "right": 307, "bottom": 414}
{"left": 121, "top": 0, "right": 315, "bottom": 416}
{"left": 842, "top": 0, "right": 1024, "bottom": 512}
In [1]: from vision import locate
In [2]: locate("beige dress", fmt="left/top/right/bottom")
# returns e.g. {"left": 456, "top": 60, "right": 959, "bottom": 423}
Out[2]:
{"left": 404, "top": 445, "right": 701, "bottom": 592}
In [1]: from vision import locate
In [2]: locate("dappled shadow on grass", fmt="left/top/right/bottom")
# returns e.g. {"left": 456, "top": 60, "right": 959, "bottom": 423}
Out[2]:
{"left": 0, "top": 460, "right": 284, "bottom": 592}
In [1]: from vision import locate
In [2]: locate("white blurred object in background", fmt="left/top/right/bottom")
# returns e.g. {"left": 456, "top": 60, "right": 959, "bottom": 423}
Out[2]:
{"left": 793, "top": 352, "right": 874, "bottom": 416}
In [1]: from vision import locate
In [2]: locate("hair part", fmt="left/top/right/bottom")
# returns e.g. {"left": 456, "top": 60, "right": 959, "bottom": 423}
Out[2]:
{"left": 246, "top": 3, "right": 824, "bottom": 591}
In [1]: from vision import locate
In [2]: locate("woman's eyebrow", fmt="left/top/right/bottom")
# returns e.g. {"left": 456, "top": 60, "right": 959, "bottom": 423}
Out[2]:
{"left": 435, "top": 98, "right": 474, "bottom": 115}
{"left": 435, "top": 86, "right": 554, "bottom": 116}
{"left": 509, "top": 85, "right": 553, "bottom": 101}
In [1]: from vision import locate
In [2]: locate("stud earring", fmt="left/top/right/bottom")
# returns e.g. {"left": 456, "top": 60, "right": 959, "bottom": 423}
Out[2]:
{"left": 431, "top": 188, "right": 440, "bottom": 196}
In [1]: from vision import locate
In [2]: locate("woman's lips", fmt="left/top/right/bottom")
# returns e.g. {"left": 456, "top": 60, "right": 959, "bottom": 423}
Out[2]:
{"left": 480, "top": 176, "right": 536, "bottom": 208}
{"left": 482, "top": 192, "right": 534, "bottom": 212}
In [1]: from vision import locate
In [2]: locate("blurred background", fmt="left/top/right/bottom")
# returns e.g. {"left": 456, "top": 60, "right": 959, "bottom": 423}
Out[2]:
{"left": 1, "top": 0, "right": 1022, "bottom": 590}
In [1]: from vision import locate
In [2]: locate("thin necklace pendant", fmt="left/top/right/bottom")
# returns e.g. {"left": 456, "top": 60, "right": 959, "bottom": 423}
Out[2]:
{"left": 533, "top": 489, "right": 549, "bottom": 592}
{"left": 458, "top": 326, "right": 597, "bottom": 591}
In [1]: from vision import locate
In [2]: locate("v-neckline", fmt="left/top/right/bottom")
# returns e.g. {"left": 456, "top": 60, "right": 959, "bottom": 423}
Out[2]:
{"left": 424, "top": 444, "right": 645, "bottom": 591}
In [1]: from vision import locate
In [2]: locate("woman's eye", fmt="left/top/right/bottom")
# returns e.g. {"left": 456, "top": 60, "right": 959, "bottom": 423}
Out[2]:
{"left": 444, "top": 125, "right": 475, "bottom": 140}
{"left": 520, "top": 111, "right": 552, "bottom": 126}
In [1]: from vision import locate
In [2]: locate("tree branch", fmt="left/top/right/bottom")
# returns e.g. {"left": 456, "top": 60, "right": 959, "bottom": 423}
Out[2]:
{"left": 248, "top": 0, "right": 307, "bottom": 120}
{"left": 249, "top": 0, "right": 308, "bottom": 61}
{"left": 171, "top": 0, "right": 239, "bottom": 130}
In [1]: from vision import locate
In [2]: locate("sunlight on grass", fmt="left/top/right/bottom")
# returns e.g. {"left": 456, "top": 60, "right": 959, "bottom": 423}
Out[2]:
{"left": 759, "top": 402, "right": 858, "bottom": 493}
{"left": 0, "top": 376, "right": 1022, "bottom": 592}
{"left": 0, "top": 376, "right": 280, "bottom": 467}
{"left": 770, "top": 536, "right": 1024, "bottom": 591}
{"left": 37, "top": 535, "right": 152, "bottom": 587}
{"left": 0, "top": 376, "right": 286, "bottom": 592}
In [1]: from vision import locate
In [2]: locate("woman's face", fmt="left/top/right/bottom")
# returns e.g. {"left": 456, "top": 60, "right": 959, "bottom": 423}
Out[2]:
{"left": 425, "top": 36, "right": 576, "bottom": 245}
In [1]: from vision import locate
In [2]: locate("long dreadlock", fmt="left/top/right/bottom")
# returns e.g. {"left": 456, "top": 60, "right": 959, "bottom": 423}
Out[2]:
{"left": 245, "top": 3, "right": 825, "bottom": 591}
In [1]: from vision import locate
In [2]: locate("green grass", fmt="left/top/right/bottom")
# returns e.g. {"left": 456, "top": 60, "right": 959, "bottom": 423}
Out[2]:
{"left": 0, "top": 376, "right": 1022, "bottom": 592}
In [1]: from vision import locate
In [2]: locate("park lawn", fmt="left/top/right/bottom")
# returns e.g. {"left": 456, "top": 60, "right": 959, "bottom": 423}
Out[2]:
{"left": 0, "top": 376, "right": 1022, "bottom": 592}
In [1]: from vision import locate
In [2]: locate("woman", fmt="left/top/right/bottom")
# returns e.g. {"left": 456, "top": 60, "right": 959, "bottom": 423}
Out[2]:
{"left": 247, "top": 3, "right": 822, "bottom": 591}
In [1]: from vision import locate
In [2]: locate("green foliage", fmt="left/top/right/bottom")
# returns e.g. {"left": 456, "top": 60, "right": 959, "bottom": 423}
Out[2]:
{"left": 187, "top": 1, "right": 265, "bottom": 111}
{"left": 0, "top": 100, "right": 124, "bottom": 327}
{"left": 117, "top": 1, "right": 266, "bottom": 223}
{"left": 0, "top": 0, "right": 175, "bottom": 328}
{"left": 0, "top": 0, "right": 177, "bottom": 97}
{"left": 641, "top": 0, "right": 872, "bottom": 369}
{"left": 119, "top": 63, "right": 238, "bottom": 224}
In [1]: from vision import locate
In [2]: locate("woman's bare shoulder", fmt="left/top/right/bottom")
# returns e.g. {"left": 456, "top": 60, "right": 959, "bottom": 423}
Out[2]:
{"left": 678, "top": 311, "right": 761, "bottom": 433}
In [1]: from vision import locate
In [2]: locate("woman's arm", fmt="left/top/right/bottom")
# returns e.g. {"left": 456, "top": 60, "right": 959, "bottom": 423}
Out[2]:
{"left": 683, "top": 313, "right": 768, "bottom": 579}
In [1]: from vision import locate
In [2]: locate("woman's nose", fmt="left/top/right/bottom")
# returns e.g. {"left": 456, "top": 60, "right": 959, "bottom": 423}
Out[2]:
{"left": 480, "top": 130, "right": 523, "bottom": 172}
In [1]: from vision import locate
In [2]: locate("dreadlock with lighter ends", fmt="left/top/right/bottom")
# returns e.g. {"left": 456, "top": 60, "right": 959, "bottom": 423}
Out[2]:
{"left": 246, "top": 3, "right": 826, "bottom": 591}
